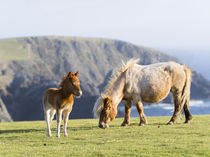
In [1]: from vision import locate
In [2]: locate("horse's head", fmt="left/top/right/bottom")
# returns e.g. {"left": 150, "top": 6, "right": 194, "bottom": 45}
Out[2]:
{"left": 98, "top": 96, "right": 117, "bottom": 129}
{"left": 60, "top": 72, "right": 82, "bottom": 97}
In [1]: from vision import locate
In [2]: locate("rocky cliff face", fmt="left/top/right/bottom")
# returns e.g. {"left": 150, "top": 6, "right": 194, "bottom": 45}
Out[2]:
{"left": 0, "top": 36, "right": 210, "bottom": 121}
{"left": 0, "top": 98, "right": 12, "bottom": 122}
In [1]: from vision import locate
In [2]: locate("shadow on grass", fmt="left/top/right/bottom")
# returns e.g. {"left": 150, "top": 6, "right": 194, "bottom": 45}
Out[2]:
{"left": 127, "top": 122, "right": 167, "bottom": 127}
{"left": 0, "top": 124, "right": 99, "bottom": 135}
{"left": 0, "top": 136, "right": 19, "bottom": 140}
{"left": 0, "top": 128, "right": 43, "bottom": 134}
{"left": 148, "top": 123, "right": 168, "bottom": 126}
{"left": 1, "top": 122, "right": 184, "bottom": 135}
{"left": 70, "top": 125, "right": 98, "bottom": 131}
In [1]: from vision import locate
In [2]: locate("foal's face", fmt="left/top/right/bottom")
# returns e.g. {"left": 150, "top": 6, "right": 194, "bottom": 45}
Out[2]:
{"left": 98, "top": 97, "right": 117, "bottom": 129}
{"left": 67, "top": 72, "right": 82, "bottom": 97}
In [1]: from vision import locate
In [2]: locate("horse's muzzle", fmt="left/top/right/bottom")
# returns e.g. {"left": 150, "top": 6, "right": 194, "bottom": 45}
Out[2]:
{"left": 75, "top": 90, "right": 82, "bottom": 98}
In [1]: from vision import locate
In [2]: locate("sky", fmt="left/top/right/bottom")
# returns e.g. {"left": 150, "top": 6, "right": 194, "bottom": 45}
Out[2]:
{"left": 0, "top": 0, "right": 210, "bottom": 51}
{"left": 1, "top": 0, "right": 210, "bottom": 80}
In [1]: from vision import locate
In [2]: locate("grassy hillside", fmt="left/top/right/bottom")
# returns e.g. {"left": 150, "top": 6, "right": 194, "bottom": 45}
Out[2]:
{"left": 0, "top": 38, "right": 29, "bottom": 62}
{"left": 0, "top": 115, "right": 209, "bottom": 157}
{"left": 1, "top": 36, "right": 210, "bottom": 121}
{"left": 0, "top": 36, "right": 179, "bottom": 121}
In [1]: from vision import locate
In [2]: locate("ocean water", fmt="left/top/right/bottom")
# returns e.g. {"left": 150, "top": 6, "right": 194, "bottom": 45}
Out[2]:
{"left": 118, "top": 100, "right": 210, "bottom": 117}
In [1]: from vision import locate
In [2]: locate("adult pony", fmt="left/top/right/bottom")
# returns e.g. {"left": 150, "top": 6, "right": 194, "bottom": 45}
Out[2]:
{"left": 93, "top": 59, "right": 192, "bottom": 129}
{"left": 43, "top": 72, "right": 82, "bottom": 137}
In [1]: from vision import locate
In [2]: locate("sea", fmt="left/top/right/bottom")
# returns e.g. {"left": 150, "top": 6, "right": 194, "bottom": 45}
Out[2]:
{"left": 118, "top": 100, "right": 210, "bottom": 117}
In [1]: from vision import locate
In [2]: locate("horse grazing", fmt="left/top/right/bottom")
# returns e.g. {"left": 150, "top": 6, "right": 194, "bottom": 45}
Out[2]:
{"left": 43, "top": 72, "right": 82, "bottom": 137}
{"left": 93, "top": 59, "right": 192, "bottom": 129}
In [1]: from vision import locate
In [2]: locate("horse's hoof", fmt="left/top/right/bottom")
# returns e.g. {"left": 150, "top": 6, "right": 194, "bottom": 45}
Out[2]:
{"left": 47, "top": 133, "right": 51, "bottom": 137}
{"left": 139, "top": 120, "right": 147, "bottom": 126}
{"left": 139, "top": 123, "right": 145, "bottom": 126}
{"left": 121, "top": 122, "right": 129, "bottom": 126}
{"left": 64, "top": 134, "right": 68, "bottom": 137}
{"left": 167, "top": 121, "right": 174, "bottom": 125}
{"left": 56, "top": 134, "right": 60, "bottom": 138}
{"left": 184, "top": 119, "right": 192, "bottom": 124}
{"left": 139, "top": 121, "right": 147, "bottom": 126}
{"left": 185, "top": 117, "right": 192, "bottom": 124}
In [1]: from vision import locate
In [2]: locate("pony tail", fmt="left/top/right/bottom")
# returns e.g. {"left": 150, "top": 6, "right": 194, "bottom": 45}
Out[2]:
{"left": 180, "top": 66, "right": 192, "bottom": 108}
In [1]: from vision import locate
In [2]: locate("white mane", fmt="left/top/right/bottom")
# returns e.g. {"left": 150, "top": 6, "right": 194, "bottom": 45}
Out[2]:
{"left": 93, "top": 58, "right": 140, "bottom": 117}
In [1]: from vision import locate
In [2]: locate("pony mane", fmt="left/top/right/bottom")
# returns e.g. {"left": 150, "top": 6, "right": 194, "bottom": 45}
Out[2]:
{"left": 93, "top": 96, "right": 104, "bottom": 117}
{"left": 93, "top": 58, "right": 140, "bottom": 117}
{"left": 104, "top": 58, "right": 140, "bottom": 94}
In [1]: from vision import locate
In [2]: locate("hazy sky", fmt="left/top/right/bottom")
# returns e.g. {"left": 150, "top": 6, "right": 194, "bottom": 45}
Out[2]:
{"left": 0, "top": 0, "right": 210, "bottom": 51}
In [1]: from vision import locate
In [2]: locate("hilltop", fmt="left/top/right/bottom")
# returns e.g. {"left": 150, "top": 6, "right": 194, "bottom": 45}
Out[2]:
{"left": 0, "top": 36, "right": 210, "bottom": 121}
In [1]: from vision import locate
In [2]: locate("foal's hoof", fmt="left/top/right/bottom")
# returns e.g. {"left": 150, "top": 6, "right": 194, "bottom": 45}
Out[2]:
{"left": 121, "top": 122, "right": 130, "bottom": 126}
{"left": 184, "top": 119, "right": 192, "bottom": 124}
{"left": 47, "top": 133, "right": 51, "bottom": 137}
{"left": 167, "top": 121, "right": 174, "bottom": 125}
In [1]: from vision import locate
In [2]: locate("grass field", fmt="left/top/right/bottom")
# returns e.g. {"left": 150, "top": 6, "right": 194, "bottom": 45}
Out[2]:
{"left": 0, "top": 115, "right": 209, "bottom": 157}
{"left": 0, "top": 38, "right": 29, "bottom": 63}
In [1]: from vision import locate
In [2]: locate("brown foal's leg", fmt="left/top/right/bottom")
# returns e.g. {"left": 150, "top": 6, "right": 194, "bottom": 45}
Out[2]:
{"left": 121, "top": 100, "right": 132, "bottom": 126}
{"left": 63, "top": 109, "right": 71, "bottom": 136}
{"left": 136, "top": 101, "right": 147, "bottom": 126}
{"left": 45, "top": 109, "right": 51, "bottom": 136}
{"left": 56, "top": 109, "right": 62, "bottom": 137}
{"left": 49, "top": 109, "right": 56, "bottom": 125}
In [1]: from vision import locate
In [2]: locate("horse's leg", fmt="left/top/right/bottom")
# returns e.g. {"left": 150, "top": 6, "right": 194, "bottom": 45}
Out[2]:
{"left": 168, "top": 91, "right": 183, "bottom": 125}
{"left": 63, "top": 109, "right": 71, "bottom": 136}
{"left": 56, "top": 109, "right": 62, "bottom": 137}
{"left": 136, "top": 101, "right": 147, "bottom": 126}
{"left": 49, "top": 109, "right": 56, "bottom": 125}
{"left": 121, "top": 100, "right": 132, "bottom": 126}
{"left": 183, "top": 99, "right": 192, "bottom": 123}
{"left": 44, "top": 109, "right": 51, "bottom": 136}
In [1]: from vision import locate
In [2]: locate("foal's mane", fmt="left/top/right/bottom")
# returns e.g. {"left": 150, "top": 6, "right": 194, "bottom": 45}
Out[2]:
{"left": 59, "top": 74, "right": 68, "bottom": 88}
{"left": 93, "top": 58, "right": 140, "bottom": 117}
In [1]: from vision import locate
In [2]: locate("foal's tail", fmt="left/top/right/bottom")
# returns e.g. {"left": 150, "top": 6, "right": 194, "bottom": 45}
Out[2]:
{"left": 180, "top": 65, "right": 192, "bottom": 108}
{"left": 42, "top": 91, "right": 48, "bottom": 111}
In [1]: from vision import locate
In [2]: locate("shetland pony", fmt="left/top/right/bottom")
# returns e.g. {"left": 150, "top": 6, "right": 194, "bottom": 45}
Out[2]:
{"left": 43, "top": 72, "right": 82, "bottom": 137}
{"left": 93, "top": 59, "right": 192, "bottom": 129}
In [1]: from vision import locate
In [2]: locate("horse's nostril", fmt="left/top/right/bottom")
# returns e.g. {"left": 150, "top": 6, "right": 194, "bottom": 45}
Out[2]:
{"left": 74, "top": 90, "right": 82, "bottom": 97}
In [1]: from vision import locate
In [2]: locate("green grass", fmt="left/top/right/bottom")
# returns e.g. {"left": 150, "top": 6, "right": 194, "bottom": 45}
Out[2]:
{"left": 0, "top": 115, "right": 209, "bottom": 157}
{"left": 0, "top": 38, "right": 29, "bottom": 63}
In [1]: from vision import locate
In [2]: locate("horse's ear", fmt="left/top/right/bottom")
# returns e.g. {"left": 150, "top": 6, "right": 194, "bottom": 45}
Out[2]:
{"left": 75, "top": 72, "right": 79, "bottom": 77}
{"left": 68, "top": 72, "right": 74, "bottom": 77}
{"left": 101, "top": 94, "right": 106, "bottom": 99}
